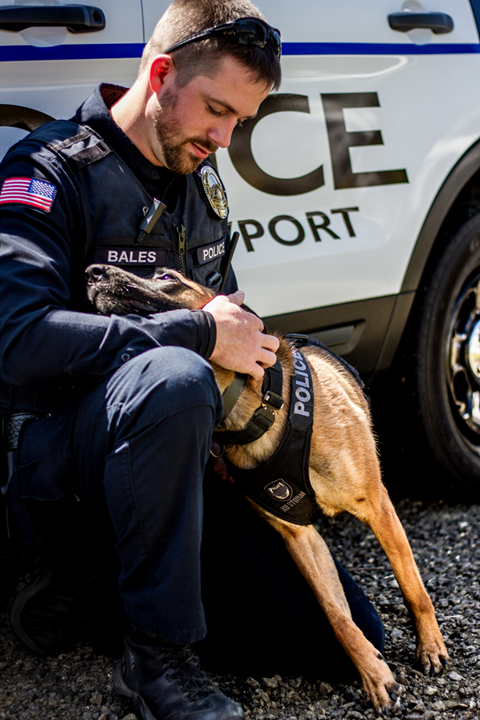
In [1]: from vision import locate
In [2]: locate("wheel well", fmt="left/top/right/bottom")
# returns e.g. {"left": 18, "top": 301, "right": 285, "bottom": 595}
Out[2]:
{"left": 375, "top": 141, "right": 480, "bottom": 376}
{"left": 389, "top": 157, "right": 480, "bottom": 369}
{"left": 401, "top": 138, "right": 480, "bottom": 296}
{"left": 425, "top": 167, "right": 480, "bottom": 277}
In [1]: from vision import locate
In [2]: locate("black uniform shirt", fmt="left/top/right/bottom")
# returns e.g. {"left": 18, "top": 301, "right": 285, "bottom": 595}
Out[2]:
{"left": 0, "top": 84, "right": 218, "bottom": 401}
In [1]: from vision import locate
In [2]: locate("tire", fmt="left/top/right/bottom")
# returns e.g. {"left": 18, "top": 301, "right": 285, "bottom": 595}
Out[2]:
{"left": 373, "top": 202, "right": 480, "bottom": 497}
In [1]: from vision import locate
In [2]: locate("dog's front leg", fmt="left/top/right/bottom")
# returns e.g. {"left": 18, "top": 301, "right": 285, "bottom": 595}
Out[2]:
{"left": 269, "top": 519, "right": 402, "bottom": 715}
{"left": 357, "top": 486, "right": 450, "bottom": 675}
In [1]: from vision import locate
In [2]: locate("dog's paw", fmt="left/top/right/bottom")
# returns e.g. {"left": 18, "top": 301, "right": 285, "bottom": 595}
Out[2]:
{"left": 416, "top": 637, "right": 451, "bottom": 676}
{"left": 362, "top": 656, "right": 403, "bottom": 716}
{"left": 368, "top": 681, "right": 403, "bottom": 717}
{"left": 416, "top": 646, "right": 451, "bottom": 676}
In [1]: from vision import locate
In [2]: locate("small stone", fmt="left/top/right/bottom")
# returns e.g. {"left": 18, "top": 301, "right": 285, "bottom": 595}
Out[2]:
{"left": 318, "top": 682, "right": 333, "bottom": 697}
{"left": 412, "top": 701, "right": 426, "bottom": 712}
{"left": 431, "top": 701, "right": 446, "bottom": 712}
{"left": 448, "top": 671, "right": 463, "bottom": 682}
{"left": 445, "top": 700, "right": 470, "bottom": 710}
{"left": 425, "top": 686, "right": 437, "bottom": 696}
{"left": 246, "top": 677, "right": 260, "bottom": 688}
{"left": 256, "top": 690, "right": 270, "bottom": 704}
{"left": 90, "top": 692, "right": 102, "bottom": 705}
{"left": 262, "top": 677, "right": 279, "bottom": 689}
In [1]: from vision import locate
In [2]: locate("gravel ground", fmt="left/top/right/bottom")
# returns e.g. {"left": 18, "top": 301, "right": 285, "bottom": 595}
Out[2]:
{"left": 1, "top": 496, "right": 480, "bottom": 720}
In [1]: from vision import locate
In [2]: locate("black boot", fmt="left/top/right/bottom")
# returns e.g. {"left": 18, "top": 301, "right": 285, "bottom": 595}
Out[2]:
{"left": 8, "top": 552, "right": 111, "bottom": 656}
{"left": 114, "top": 625, "right": 245, "bottom": 720}
{"left": 9, "top": 558, "right": 90, "bottom": 656}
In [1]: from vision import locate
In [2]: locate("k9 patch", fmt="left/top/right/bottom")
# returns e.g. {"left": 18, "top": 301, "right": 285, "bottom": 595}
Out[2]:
{"left": 94, "top": 247, "right": 168, "bottom": 266}
{"left": 0, "top": 177, "right": 57, "bottom": 212}
{"left": 264, "top": 479, "right": 292, "bottom": 501}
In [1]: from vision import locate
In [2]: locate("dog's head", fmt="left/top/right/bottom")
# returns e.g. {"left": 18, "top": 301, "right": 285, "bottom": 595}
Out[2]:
{"left": 85, "top": 265, "right": 215, "bottom": 315}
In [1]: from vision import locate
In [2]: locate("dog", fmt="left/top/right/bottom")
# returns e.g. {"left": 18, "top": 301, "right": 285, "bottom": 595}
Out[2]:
{"left": 85, "top": 263, "right": 450, "bottom": 715}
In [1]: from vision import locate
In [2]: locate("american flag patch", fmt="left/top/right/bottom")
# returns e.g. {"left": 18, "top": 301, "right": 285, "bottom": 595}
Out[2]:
{"left": 0, "top": 177, "right": 57, "bottom": 212}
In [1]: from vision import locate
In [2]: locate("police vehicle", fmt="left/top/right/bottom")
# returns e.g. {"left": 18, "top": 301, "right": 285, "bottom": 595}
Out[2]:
{"left": 2, "top": 0, "right": 480, "bottom": 493}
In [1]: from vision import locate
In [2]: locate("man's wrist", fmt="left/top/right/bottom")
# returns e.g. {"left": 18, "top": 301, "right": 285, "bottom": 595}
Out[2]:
{"left": 191, "top": 310, "right": 216, "bottom": 359}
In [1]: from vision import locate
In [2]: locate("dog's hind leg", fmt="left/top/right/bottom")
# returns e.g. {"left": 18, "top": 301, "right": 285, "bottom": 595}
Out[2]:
{"left": 268, "top": 519, "right": 402, "bottom": 715}
{"left": 350, "top": 485, "right": 450, "bottom": 676}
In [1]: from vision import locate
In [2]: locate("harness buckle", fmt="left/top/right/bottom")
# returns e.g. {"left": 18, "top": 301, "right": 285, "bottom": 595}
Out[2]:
{"left": 254, "top": 404, "right": 275, "bottom": 428}
{"left": 285, "top": 333, "right": 309, "bottom": 348}
{"left": 263, "top": 391, "right": 284, "bottom": 411}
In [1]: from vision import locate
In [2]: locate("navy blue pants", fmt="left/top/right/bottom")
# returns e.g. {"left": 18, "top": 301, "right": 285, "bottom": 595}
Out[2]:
{"left": 10, "top": 346, "right": 384, "bottom": 677}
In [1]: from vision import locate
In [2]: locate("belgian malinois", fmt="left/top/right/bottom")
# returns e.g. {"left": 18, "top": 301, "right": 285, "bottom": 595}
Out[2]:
{"left": 86, "top": 263, "right": 449, "bottom": 715}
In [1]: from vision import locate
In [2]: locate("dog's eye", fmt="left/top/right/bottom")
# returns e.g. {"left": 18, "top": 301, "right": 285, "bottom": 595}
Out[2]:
{"left": 156, "top": 273, "right": 173, "bottom": 281}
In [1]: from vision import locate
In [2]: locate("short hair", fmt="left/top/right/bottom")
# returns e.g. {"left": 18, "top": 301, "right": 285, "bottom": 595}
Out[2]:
{"left": 138, "top": 0, "right": 281, "bottom": 91}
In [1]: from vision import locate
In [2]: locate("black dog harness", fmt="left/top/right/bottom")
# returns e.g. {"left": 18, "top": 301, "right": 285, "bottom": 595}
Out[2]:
{"left": 214, "top": 335, "right": 364, "bottom": 526}
{"left": 227, "top": 347, "right": 319, "bottom": 525}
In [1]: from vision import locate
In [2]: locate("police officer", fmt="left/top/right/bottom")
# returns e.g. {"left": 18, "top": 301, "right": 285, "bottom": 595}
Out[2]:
{"left": 0, "top": 2, "right": 385, "bottom": 719}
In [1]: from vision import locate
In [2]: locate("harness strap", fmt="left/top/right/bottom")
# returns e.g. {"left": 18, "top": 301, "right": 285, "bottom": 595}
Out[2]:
{"left": 227, "top": 350, "right": 319, "bottom": 526}
{"left": 221, "top": 373, "right": 248, "bottom": 422}
{"left": 286, "top": 333, "right": 364, "bottom": 390}
{"left": 214, "top": 358, "right": 284, "bottom": 446}
{"left": 261, "top": 355, "right": 284, "bottom": 409}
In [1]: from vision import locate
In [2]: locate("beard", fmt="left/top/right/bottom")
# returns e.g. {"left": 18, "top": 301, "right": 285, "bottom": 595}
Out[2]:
{"left": 153, "top": 87, "right": 218, "bottom": 174}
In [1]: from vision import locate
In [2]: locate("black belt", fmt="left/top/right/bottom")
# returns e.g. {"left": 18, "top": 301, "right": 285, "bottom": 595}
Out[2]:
{"left": 0, "top": 379, "right": 75, "bottom": 412}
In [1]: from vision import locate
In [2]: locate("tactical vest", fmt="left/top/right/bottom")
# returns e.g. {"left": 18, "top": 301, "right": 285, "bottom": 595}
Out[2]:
{"left": 30, "top": 120, "right": 230, "bottom": 304}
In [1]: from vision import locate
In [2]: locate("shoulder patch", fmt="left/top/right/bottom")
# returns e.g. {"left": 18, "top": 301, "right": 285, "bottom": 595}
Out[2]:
{"left": 0, "top": 177, "right": 57, "bottom": 213}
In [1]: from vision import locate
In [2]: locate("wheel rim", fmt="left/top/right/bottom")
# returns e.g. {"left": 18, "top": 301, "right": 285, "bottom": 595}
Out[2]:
{"left": 447, "top": 271, "right": 480, "bottom": 453}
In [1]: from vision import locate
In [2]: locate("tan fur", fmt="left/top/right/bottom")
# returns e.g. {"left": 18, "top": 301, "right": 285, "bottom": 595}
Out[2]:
{"left": 87, "top": 265, "right": 450, "bottom": 714}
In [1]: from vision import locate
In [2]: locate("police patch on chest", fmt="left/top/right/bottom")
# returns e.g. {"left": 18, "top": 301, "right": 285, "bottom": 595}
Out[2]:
{"left": 200, "top": 166, "right": 228, "bottom": 219}
{"left": 195, "top": 239, "right": 226, "bottom": 266}
{"left": 264, "top": 479, "right": 292, "bottom": 501}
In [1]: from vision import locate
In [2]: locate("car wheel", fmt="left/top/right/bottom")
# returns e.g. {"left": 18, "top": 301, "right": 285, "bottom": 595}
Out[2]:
{"left": 374, "top": 202, "right": 480, "bottom": 496}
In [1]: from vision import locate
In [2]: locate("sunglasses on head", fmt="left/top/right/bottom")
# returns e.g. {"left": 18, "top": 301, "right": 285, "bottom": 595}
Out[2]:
{"left": 164, "top": 17, "right": 282, "bottom": 59}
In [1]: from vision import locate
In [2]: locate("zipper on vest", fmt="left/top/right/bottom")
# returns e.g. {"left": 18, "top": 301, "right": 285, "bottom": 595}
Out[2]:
{"left": 176, "top": 225, "right": 186, "bottom": 275}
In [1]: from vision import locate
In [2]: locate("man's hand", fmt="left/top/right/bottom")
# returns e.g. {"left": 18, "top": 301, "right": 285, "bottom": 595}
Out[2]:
{"left": 203, "top": 290, "right": 279, "bottom": 380}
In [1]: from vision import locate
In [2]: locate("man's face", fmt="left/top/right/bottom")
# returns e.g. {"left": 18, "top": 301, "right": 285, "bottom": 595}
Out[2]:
{"left": 151, "top": 55, "right": 271, "bottom": 174}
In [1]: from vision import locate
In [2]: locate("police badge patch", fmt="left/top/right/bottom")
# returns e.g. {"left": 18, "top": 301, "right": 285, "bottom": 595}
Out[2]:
{"left": 264, "top": 479, "right": 292, "bottom": 501}
{"left": 200, "top": 166, "right": 228, "bottom": 218}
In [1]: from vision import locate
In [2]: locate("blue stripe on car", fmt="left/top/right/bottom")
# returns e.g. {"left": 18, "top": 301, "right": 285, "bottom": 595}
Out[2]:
{"left": 0, "top": 42, "right": 480, "bottom": 62}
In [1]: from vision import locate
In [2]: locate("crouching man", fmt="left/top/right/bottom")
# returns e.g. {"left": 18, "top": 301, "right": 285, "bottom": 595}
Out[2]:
{"left": 0, "top": 2, "right": 385, "bottom": 719}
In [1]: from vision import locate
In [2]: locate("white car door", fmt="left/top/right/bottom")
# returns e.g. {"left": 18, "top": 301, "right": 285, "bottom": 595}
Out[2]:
{"left": 0, "top": 0, "right": 144, "bottom": 158}
{"left": 209, "top": 1, "right": 480, "bottom": 319}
